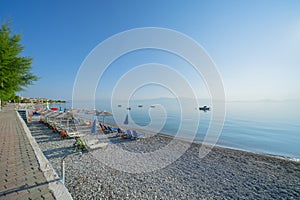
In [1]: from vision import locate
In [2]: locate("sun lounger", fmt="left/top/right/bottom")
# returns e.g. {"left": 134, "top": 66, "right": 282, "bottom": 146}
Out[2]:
{"left": 126, "top": 130, "right": 133, "bottom": 138}
{"left": 52, "top": 124, "right": 59, "bottom": 133}
{"left": 115, "top": 128, "right": 144, "bottom": 139}
{"left": 116, "top": 128, "right": 128, "bottom": 138}
{"left": 60, "top": 130, "right": 68, "bottom": 139}
{"left": 84, "top": 139, "right": 108, "bottom": 150}
{"left": 107, "top": 126, "right": 118, "bottom": 132}
{"left": 132, "top": 130, "right": 144, "bottom": 139}
{"left": 103, "top": 125, "right": 111, "bottom": 131}
{"left": 66, "top": 130, "right": 83, "bottom": 138}
{"left": 100, "top": 123, "right": 112, "bottom": 134}
{"left": 116, "top": 129, "right": 134, "bottom": 139}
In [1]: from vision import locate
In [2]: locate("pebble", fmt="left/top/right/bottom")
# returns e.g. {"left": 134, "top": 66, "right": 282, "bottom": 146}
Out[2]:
{"left": 27, "top": 121, "right": 300, "bottom": 199}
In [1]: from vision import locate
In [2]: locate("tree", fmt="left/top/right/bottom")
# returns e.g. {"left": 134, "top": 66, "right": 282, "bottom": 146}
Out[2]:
{"left": 0, "top": 22, "right": 38, "bottom": 109}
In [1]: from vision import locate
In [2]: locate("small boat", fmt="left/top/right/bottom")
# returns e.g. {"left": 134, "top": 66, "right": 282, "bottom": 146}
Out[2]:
{"left": 199, "top": 106, "right": 210, "bottom": 111}
{"left": 118, "top": 105, "right": 122, "bottom": 107}
{"left": 50, "top": 107, "right": 59, "bottom": 111}
{"left": 126, "top": 107, "right": 131, "bottom": 110}
{"left": 138, "top": 105, "right": 143, "bottom": 108}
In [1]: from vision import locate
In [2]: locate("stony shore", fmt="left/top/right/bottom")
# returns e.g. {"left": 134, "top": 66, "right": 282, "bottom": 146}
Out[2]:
{"left": 27, "top": 120, "right": 300, "bottom": 199}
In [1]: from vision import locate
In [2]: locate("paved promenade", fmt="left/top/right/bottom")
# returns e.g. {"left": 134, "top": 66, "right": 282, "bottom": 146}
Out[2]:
{"left": 0, "top": 105, "right": 55, "bottom": 200}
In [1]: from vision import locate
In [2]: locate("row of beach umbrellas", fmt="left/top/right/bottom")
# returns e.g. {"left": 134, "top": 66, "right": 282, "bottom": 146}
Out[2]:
{"left": 40, "top": 106, "right": 133, "bottom": 135}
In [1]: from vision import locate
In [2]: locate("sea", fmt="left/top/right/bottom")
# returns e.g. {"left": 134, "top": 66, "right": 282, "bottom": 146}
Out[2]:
{"left": 52, "top": 98, "right": 300, "bottom": 160}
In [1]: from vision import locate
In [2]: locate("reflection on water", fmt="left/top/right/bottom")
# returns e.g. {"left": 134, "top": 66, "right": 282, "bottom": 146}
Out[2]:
{"left": 219, "top": 101, "right": 300, "bottom": 158}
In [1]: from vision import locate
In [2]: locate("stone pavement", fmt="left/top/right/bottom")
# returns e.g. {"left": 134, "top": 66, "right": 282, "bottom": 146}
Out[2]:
{"left": 0, "top": 105, "right": 55, "bottom": 200}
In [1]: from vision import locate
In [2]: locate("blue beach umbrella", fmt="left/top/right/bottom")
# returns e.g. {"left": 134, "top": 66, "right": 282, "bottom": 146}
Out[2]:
{"left": 124, "top": 114, "right": 129, "bottom": 125}
{"left": 91, "top": 119, "right": 97, "bottom": 133}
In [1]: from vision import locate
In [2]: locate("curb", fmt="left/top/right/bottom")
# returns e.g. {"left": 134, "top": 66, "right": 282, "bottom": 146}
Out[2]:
{"left": 16, "top": 111, "right": 73, "bottom": 200}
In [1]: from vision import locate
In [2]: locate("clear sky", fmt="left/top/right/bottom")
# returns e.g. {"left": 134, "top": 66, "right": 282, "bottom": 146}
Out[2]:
{"left": 1, "top": 0, "right": 299, "bottom": 101}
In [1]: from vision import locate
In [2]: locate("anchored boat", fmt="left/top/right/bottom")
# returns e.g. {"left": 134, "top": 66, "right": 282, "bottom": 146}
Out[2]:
{"left": 199, "top": 106, "right": 210, "bottom": 111}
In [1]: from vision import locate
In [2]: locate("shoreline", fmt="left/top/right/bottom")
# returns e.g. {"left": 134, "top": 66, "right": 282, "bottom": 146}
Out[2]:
{"left": 31, "top": 109, "right": 300, "bottom": 161}
{"left": 27, "top": 119, "right": 300, "bottom": 199}
{"left": 160, "top": 132, "right": 300, "bottom": 162}
{"left": 116, "top": 125, "right": 300, "bottom": 162}
{"left": 26, "top": 100, "right": 299, "bottom": 160}
{"left": 33, "top": 112, "right": 300, "bottom": 161}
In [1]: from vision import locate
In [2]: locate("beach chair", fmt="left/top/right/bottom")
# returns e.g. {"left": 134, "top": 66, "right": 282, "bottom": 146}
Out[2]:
{"left": 103, "top": 125, "right": 113, "bottom": 133}
{"left": 66, "top": 130, "right": 82, "bottom": 138}
{"left": 132, "top": 130, "right": 144, "bottom": 139}
{"left": 60, "top": 129, "right": 68, "bottom": 139}
{"left": 107, "top": 126, "right": 118, "bottom": 132}
{"left": 126, "top": 130, "right": 133, "bottom": 139}
{"left": 52, "top": 124, "right": 59, "bottom": 133}
{"left": 117, "top": 128, "right": 127, "bottom": 138}
{"left": 75, "top": 125, "right": 92, "bottom": 134}
{"left": 117, "top": 129, "right": 132, "bottom": 139}
{"left": 83, "top": 138, "right": 108, "bottom": 151}
{"left": 100, "top": 123, "right": 111, "bottom": 134}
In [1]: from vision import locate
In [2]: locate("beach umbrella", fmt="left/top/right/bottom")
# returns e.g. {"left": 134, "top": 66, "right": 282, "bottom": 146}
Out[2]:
{"left": 49, "top": 112, "right": 63, "bottom": 122}
{"left": 95, "top": 110, "right": 101, "bottom": 116}
{"left": 45, "top": 111, "right": 57, "bottom": 121}
{"left": 85, "top": 109, "right": 96, "bottom": 114}
{"left": 98, "top": 111, "right": 113, "bottom": 123}
{"left": 56, "top": 111, "right": 76, "bottom": 129}
{"left": 43, "top": 110, "right": 55, "bottom": 118}
{"left": 91, "top": 119, "right": 97, "bottom": 133}
{"left": 123, "top": 114, "right": 129, "bottom": 125}
{"left": 60, "top": 111, "right": 79, "bottom": 119}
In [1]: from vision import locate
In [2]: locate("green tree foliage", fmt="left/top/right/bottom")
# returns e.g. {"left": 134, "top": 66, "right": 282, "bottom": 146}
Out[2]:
{"left": 0, "top": 23, "right": 38, "bottom": 102}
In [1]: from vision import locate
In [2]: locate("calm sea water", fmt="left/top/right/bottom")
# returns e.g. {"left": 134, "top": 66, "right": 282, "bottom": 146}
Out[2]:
{"left": 62, "top": 99, "right": 300, "bottom": 159}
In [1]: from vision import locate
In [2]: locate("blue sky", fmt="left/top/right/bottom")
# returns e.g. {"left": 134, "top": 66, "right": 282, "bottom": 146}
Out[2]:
{"left": 1, "top": 0, "right": 300, "bottom": 101}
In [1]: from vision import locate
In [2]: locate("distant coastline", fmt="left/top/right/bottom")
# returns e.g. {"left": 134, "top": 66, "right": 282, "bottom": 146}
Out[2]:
{"left": 15, "top": 96, "right": 66, "bottom": 104}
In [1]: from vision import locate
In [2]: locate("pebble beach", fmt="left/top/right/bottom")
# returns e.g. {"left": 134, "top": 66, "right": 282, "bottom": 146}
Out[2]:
{"left": 27, "top": 120, "right": 300, "bottom": 199}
